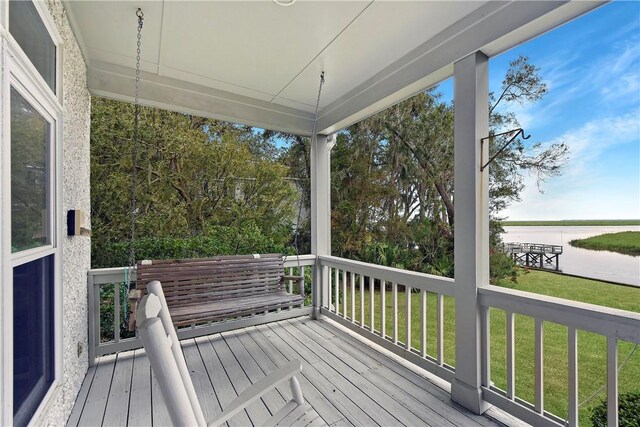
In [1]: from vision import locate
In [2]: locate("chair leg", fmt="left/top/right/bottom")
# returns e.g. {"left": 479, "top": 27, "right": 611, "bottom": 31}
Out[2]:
{"left": 290, "top": 376, "right": 304, "bottom": 405}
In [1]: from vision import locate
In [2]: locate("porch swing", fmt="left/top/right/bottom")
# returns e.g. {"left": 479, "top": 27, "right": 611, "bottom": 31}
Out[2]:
{"left": 126, "top": 9, "right": 325, "bottom": 331}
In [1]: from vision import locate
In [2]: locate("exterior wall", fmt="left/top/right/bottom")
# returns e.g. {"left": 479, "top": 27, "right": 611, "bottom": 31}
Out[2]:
{"left": 34, "top": 1, "right": 91, "bottom": 425}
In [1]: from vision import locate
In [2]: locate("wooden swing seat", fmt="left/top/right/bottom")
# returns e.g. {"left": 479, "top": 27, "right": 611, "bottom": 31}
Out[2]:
{"left": 133, "top": 254, "right": 304, "bottom": 328}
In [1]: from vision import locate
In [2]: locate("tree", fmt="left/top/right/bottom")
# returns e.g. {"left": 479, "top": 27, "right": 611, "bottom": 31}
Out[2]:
{"left": 90, "top": 98, "right": 297, "bottom": 264}
{"left": 282, "top": 55, "right": 568, "bottom": 280}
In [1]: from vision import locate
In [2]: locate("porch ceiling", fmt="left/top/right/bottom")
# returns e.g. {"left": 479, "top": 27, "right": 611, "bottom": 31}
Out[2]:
{"left": 65, "top": 0, "right": 601, "bottom": 136}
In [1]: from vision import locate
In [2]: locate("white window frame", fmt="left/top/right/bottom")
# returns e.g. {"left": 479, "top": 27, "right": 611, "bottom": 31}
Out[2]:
{"left": 0, "top": 1, "right": 63, "bottom": 425}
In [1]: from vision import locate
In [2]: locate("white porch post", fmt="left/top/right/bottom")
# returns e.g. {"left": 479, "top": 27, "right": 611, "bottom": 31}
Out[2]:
{"left": 310, "top": 133, "right": 334, "bottom": 319}
{"left": 451, "top": 51, "right": 490, "bottom": 414}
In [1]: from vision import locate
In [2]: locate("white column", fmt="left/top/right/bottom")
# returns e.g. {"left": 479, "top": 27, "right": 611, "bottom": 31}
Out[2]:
{"left": 451, "top": 51, "right": 490, "bottom": 414}
{"left": 310, "top": 133, "right": 334, "bottom": 319}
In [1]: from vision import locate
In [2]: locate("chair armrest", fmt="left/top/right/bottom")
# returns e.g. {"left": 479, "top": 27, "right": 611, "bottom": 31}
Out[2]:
{"left": 282, "top": 275, "right": 305, "bottom": 297}
{"left": 207, "top": 360, "right": 302, "bottom": 427}
{"left": 127, "top": 289, "right": 143, "bottom": 331}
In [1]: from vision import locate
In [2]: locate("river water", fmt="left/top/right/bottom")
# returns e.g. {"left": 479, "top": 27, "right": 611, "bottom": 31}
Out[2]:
{"left": 503, "top": 226, "right": 640, "bottom": 287}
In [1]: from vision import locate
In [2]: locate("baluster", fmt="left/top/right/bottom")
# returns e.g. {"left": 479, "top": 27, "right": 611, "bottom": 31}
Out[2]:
{"left": 342, "top": 269, "right": 347, "bottom": 319}
{"left": 334, "top": 268, "right": 339, "bottom": 315}
{"left": 300, "top": 267, "right": 306, "bottom": 308}
{"left": 381, "top": 280, "right": 386, "bottom": 339}
{"left": 288, "top": 267, "right": 294, "bottom": 293}
{"left": 481, "top": 306, "right": 491, "bottom": 387}
{"left": 506, "top": 311, "right": 515, "bottom": 400}
{"left": 360, "top": 275, "right": 364, "bottom": 327}
{"left": 114, "top": 283, "right": 120, "bottom": 343}
{"left": 405, "top": 286, "right": 412, "bottom": 350}
{"left": 437, "top": 294, "right": 444, "bottom": 366}
{"left": 420, "top": 290, "right": 426, "bottom": 358}
{"left": 324, "top": 265, "right": 330, "bottom": 309}
{"left": 607, "top": 336, "right": 619, "bottom": 427}
{"left": 535, "top": 318, "right": 544, "bottom": 414}
{"left": 369, "top": 277, "right": 374, "bottom": 333}
{"left": 350, "top": 272, "right": 355, "bottom": 323}
{"left": 392, "top": 282, "right": 398, "bottom": 344}
{"left": 568, "top": 327, "right": 578, "bottom": 426}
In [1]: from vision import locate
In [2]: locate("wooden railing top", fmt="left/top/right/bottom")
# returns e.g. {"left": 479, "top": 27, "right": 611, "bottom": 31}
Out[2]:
{"left": 479, "top": 285, "right": 640, "bottom": 343}
{"left": 318, "top": 255, "right": 454, "bottom": 296}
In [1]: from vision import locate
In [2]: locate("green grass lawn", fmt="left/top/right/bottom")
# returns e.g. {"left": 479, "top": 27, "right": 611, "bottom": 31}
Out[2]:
{"left": 570, "top": 231, "right": 640, "bottom": 256}
{"left": 501, "top": 219, "right": 640, "bottom": 226}
{"left": 340, "top": 270, "right": 639, "bottom": 425}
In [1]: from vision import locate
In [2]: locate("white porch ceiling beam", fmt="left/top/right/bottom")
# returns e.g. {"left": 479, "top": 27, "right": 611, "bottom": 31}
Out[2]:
{"left": 316, "top": 0, "right": 604, "bottom": 135}
{"left": 87, "top": 62, "right": 316, "bottom": 135}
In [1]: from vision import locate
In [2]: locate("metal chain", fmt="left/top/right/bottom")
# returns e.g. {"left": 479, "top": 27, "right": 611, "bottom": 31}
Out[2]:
{"left": 293, "top": 71, "right": 325, "bottom": 275}
{"left": 311, "top": 71, "right": 325, "bottom": 140}
{"left": 129, "top": 8, "right": 144, "bottom": 270}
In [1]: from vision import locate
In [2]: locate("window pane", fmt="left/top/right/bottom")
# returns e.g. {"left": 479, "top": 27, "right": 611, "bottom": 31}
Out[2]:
{"left": 11, "top": 88, "right": 52, "bottom": 252}
{"left": 13, "top": 255, "right": 55, "bottom": 427}
{"left": 9, "top": 0, "right": 56, "bottom": 92}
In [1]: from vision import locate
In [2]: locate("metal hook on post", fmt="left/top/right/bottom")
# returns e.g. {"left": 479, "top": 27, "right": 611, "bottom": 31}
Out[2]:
{"left": 480, "top": 128, "right": 530, "bottom": 172}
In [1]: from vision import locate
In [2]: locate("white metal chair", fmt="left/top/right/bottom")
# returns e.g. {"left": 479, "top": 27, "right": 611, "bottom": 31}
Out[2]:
{"left": 136, "top": 280, "right": 321, "bottom": 427}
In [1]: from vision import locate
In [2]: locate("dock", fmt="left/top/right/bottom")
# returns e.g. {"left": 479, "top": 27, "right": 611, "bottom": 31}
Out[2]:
{"left": 505, "top": 243, "right": 563, "bottom": 271}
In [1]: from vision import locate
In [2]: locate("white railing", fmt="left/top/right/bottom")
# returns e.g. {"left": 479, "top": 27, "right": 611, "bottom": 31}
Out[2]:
{"left": 87, "top": 255, "right": 316, "bottom": 365}
{"left": 479, "top": 285, "right": 640, "bottom": 427}
{"left": 317, "top": 255, "right": 456, "bottom": 382}
{"left": 87, "top": 253, "right": 640, "bottom": 426}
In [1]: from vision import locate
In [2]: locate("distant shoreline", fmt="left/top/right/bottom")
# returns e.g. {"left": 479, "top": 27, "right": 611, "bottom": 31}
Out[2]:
{"left": 501, "top": 219, "right": 640, "bottom": 226}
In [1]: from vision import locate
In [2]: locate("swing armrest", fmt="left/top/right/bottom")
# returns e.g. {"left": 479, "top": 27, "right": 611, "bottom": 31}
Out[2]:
{"left": 281, "top": 275, "right": 305, "bottom": 296}
{"left": 127, "top": 289, "right": 143, "bottom": 331}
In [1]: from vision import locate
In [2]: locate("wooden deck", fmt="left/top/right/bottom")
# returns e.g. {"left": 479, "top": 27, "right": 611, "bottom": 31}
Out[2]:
{"left": 67, "top": 317, "right": 506, "bottom": 427}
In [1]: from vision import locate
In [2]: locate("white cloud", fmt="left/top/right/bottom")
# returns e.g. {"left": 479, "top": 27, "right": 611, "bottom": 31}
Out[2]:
{"left": 502, "top": 112, "right": 640, "bottom": 220}
{"left": 493, "top": 37, "right": 640, "bottom": 134}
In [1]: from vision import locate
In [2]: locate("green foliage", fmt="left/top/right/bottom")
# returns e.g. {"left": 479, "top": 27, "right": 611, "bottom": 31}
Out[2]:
{"left": 570, "top": 231, "right": 640, "bottom": 256}
{"left": 489, "top": 249, "right": 517, "bottom": 285}
{"left": 99, "top": 283, "right": 134, "bottom": 342}
{"left": 92, "top": 223, "right": 288, "bottom": 268}
{"left": 91, "top": 98, "right": 297, "bottom": 267}
{"left": 590, "top": 390, "right": 640, "bottom": 427}
{"left": 280, "top": 56, "right": 564, "bottom": 284}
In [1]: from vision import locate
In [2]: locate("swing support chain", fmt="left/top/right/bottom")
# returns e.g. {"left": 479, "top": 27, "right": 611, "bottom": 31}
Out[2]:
{"left": 292, "top": 72, "right": 325, "bottom": 278}
{"left": 127, "top": 8, "right": 144, "bottom": 332}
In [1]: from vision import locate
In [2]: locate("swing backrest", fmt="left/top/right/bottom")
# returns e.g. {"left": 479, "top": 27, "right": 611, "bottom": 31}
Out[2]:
{"left": 136, "top": 254, "right": 287, "bottom": 310}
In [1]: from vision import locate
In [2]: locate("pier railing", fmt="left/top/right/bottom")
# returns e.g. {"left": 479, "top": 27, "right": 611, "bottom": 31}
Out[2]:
{"left": 505, "top": 242, "right": 563, "bottom": 254}
{"left": 505, "top": 242, "right": 563, "bottom": 270}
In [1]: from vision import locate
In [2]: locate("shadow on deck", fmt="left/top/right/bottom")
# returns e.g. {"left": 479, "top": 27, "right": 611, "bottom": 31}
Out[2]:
{"left": 68, "top": 317, "right": 509, "bottom": 426}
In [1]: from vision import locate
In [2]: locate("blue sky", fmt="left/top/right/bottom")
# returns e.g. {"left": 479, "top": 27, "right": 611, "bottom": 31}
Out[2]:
{"left": 437, "top": 1, "right": 640, "bottom": 220}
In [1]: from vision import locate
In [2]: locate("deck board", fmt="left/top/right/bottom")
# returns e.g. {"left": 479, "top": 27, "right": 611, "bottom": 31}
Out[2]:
{"left": 77, "top": 355, "right": 116, "bottom": 427}
{"left": 306, "top": 319, "right": 493, "bottom": 427}
{"left": 127, "top": 350, "right": 152, "bottom": 427}
{"left": 253, "top": 324, "right": 376, "bottom": 426}
{"left": 67, "top": 318, "right": 505, "bottom": 427}
{"left": 231, "top": 329, "right": 345, "bottom": 426}
{"left": 194, "top": 335, "right": 253, "bottom": 427}
{"left": 103, "top": 352, "right": 134, "bottom": 426}
{"left": 181, "top": 339, "right": 222, "bottom": 422}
